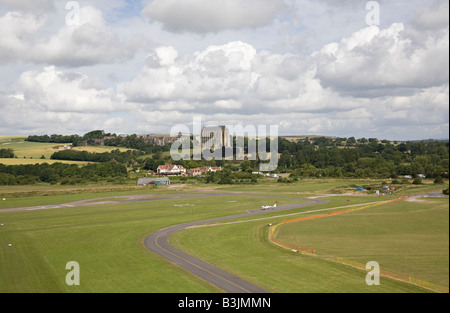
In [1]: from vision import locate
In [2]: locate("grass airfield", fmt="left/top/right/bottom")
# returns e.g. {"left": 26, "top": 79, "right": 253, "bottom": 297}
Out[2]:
{"left": 0, "top": 180, "right": 448, "bottom": 293}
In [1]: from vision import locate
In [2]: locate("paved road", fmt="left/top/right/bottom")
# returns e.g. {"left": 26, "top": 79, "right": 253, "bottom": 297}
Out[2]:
{"left": 144, "top": 193, "right": 329, "bottom": 293}
{"left": 0, "top": 192, "right": 241, "bottom": 213}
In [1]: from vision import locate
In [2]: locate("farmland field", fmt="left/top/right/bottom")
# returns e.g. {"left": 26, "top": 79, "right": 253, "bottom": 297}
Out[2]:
{"left": 0, "top": 180, "right": 448, "bottom": 293}
{"left": 0, "top": 136, "right": 135, "bottom": 166}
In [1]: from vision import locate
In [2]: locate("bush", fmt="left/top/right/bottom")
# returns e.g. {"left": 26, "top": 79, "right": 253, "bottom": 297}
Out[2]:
{"left": 0, "top": 149, "right": 15, "bottom": 158}
{"left": 434, "top": 176, "right": 444, "bottom": 184}
{"left": 412, "top": 178, "right": 423, "bottom": 185}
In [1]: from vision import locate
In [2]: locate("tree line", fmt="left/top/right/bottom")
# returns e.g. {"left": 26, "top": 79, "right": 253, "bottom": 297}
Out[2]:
{"left": 276, "top": 138, "right": 449, "bottom": 179}
{"left": 26, "top": 131, "right": 171, "bottom": 153}
{"left": 0, "top": 162, "right": 128, "bottom": 185}
{"left": 50, "top": 149, "right": 143, "bottom": 165}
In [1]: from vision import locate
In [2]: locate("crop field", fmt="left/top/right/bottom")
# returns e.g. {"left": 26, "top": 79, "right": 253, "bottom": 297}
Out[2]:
{"left": 0, "top": 180, "right": 448, "bottom": 293}
{"left": 0, "top": 137, "right": 134, "bottom": 166}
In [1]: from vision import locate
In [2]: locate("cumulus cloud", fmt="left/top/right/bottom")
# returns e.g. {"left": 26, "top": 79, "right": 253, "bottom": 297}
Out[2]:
{"left": 0, "top": 65, "right": 130, "bottom": 135}
{"left": 0, "top": 5, "right": 140, "bottom": 66}
{"left": 14, "top": 66, "right": 125, "bottom": 113}
{"left": 0, "top": 0, "right": 448, "bottom": 140}
{"left": 119, "top": 41, "right": 260, "bottom": 106}
{"left": 313, "top": 23, "right": 449, "bottom": 97}
{"left": 0, "top": 11, "right": 46, "bottom": 62}
{"left": 142, "top": 0, "right": 284, "bottom": 33}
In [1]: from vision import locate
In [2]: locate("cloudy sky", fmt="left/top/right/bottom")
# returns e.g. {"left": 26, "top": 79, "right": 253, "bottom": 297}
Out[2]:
{"left": 0, "top": 0, "right": 448, "bottom": 140}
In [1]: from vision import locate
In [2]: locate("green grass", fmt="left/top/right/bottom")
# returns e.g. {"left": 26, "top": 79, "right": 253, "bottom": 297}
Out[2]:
{"left": 274, "top": 198, "right": 449, "bottom": 288}
{"left": 0, "top": 180, "right": 447, "bottom": 293}
{"left": 214, "top": 178, "right": 447, "bottom": 197}
{"left": 0, "top": 193, "right": 303, "bottom": 293}
{"left": 170, "top": 205, "right": 431, "bottom": 293}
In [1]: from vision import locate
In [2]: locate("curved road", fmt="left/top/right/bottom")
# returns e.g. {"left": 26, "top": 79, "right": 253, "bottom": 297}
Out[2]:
{"left": 144, "top": 193, "right": 329, "bottom": 293}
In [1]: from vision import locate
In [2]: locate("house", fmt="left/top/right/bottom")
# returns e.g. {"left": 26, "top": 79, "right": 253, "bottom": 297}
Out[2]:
{"left": 188, "top": 166, "right": 222, "bottom": 177}
{"left": 188, "top": 167, "right": 209, "bottom": 177}
{"left": 157, "top": 164, "right": 187, "bottom": 176}
{"left": 137, "top": 177, "right": 170, "bottom": 186}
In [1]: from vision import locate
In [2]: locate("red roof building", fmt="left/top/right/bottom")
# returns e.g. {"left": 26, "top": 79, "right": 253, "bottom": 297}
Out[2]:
{"left": 157, "top": 164, "right": 187, "bottom": 176}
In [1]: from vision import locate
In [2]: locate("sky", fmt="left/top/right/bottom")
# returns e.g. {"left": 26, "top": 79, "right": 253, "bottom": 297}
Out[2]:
{"left": 0, "top": 0, "right": 448, "bottom": 141}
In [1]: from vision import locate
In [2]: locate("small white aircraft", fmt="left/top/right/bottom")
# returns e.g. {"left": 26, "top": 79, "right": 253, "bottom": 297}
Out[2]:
{"left": 261, "top": 202, "right": 278, "bottom": 210}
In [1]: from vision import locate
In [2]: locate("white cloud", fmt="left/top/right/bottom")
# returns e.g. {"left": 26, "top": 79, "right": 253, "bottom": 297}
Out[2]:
{"left": 0, "top": 11, "right": 46, "bottom": 62}
{"left": 142, "top": 0, "right": 284, "bottom": 33}
{"left": 0, "top": 5, "right": 141, "bottom": 66}
{"left": 120, "top": 41, "right": 261, "bottom": 105}
{"left": 0, "top": 0, "right": 448, "bottom": 140}
{"left": 15, "top": 66, "right": 125, "bottom": 113}
{"left": 313, "top": 23, "right": 449, "bottom": 97}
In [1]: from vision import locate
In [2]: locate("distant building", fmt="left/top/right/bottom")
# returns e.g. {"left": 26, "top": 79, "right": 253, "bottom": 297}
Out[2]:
{"left": 157, "top": 164, "right": 187, "bottom": 176}
{"left": 139, "top": 132, "right": 189, "bottom": 147}
{"left": 201, "top": 126, "right": 231, "bottom": 149}
{"left": 188, "top": 166, "right": 222, "bottom": 177}
{"left": 137, "top": 177, "right": 170, "bottom": 186}
{"left": 188, "top": 167, "right": 209, "bottom": 177}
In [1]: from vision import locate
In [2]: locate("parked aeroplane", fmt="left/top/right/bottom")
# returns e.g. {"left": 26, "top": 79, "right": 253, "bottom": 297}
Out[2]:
{"left": 261, "top": 202, "right": 278, "bottom": 210}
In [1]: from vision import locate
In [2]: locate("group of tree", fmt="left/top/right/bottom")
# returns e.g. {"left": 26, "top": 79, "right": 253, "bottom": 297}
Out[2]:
{"left": 276, "top": 138, "right": 449, "bottom": 179}
{"left": 50, "top": 149, "right": 143, "bottom": 165}
{"left": 0, "top": 162, "right": 127, "bottom": 185}
{"left": 26, "top": 134, "right": 81, "bottom": 144}
{"left": 26, "top": 130, "right": 171, "bottom": 154}
{"left": 0, "top": 149, "right": 15, "bottom": 158}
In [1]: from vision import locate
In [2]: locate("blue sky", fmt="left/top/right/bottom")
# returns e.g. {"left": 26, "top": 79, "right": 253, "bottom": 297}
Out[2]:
{"left": 0, "top": 0, "right": 448, "bottom": 140}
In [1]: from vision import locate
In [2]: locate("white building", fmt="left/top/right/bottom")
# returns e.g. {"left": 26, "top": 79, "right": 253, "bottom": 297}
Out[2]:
{"left": 157, "top": 164, "right": 187, "bottom": 176}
